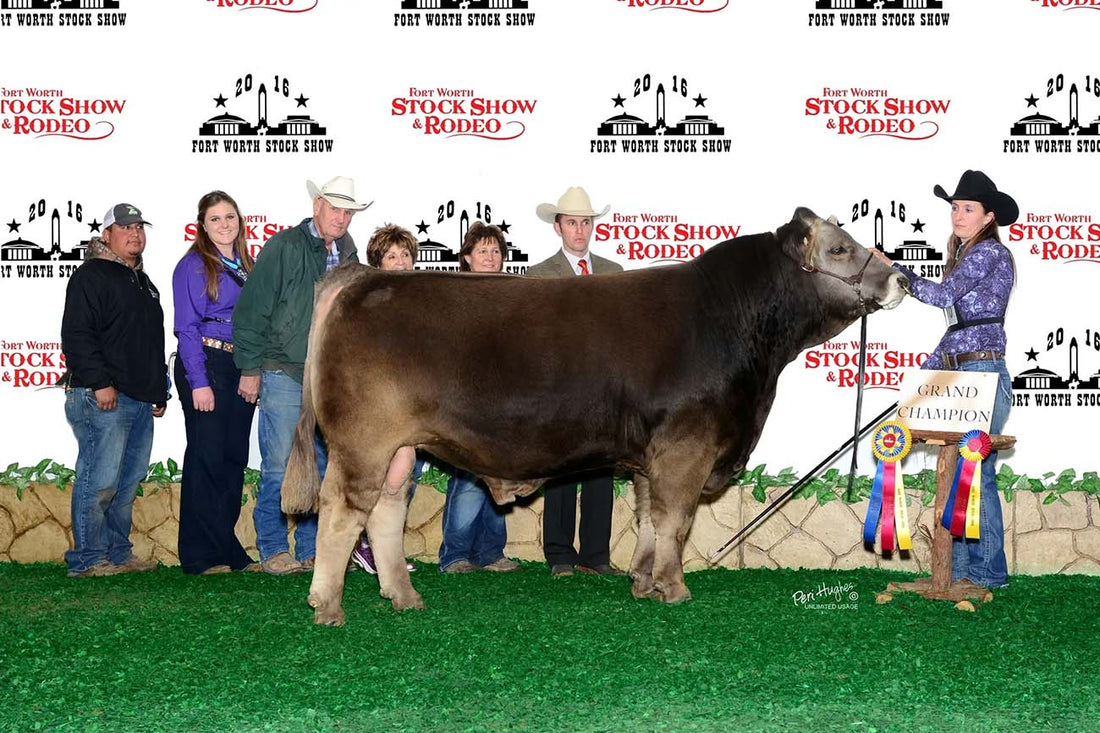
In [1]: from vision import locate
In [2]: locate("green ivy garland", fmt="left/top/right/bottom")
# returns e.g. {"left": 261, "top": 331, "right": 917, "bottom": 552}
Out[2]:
{"left": 1, "top": 459, "right": 1095, "bottom": 509}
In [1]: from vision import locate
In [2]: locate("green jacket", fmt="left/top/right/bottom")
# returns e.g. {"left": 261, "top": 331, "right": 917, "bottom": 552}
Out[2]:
{"left": 233, "top": 218, "right": 358, "bottom": 383}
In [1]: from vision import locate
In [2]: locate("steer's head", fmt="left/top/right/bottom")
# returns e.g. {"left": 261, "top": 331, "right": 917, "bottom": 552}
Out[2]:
{"left": 784, "top": 207, "right": 908, "bottom": 327}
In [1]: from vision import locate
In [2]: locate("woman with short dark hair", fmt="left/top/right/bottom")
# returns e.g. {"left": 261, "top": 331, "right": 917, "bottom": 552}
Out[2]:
{"left": 438, "top": 222, "right": 519, "bottom": 573}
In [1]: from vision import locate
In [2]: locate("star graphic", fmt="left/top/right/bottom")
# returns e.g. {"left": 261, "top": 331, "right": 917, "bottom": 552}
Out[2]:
{"left": 498, "top": 220, "right": 511, "bottom": 234}
{"left": 1025, "top": 347, "right": 1039, "bottom": 362}
{"left": 911, "top": 219, "right": 925, "bottom": 233}
{"left": 214, "top": 94, "right": 228, "bottom": 108}
{"left": 693, "top": 94, "right": 707, "bottom": 108}
{"left": 1025, "top": 93, "right": 1039, "bottom": 108}
{"left": 295, "top": 94, "right": 309, "bottom": 108}
{"left": 416, "top": 220, "right": 430, "bottom": 236}
{"left": 6, "top": 219, "right": 19, "bottom": 234}
{"left": 87, "top": 219, "right": 101, "bottom": 233}
{"left": 612, "top": 94, "right": 626, "bottom": 108}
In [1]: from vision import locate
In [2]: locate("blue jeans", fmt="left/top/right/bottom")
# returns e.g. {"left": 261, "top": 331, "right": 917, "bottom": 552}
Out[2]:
{"left": 64, "top": 388, "right": 154, "bottom": 574}
{"left": 438, "top": 468, "right": 507, "bottom": 570}
{"left": 255, "top": 370, "right": 323, "bottom": 562}
{"left": 952, "top": 358, "right": 1012, "bottom": 587}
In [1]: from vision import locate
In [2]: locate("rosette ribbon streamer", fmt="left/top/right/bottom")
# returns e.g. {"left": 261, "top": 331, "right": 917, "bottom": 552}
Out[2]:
{"left": 863, "top": 421, "right": 912, "bottom": 552}
{"left": 942, "top": 429, "right": 992, "bottom": 539}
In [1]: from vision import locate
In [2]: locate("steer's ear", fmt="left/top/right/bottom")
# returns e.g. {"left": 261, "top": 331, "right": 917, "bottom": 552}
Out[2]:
{"left": 792, "top": 207, "right": 821, "bottom": 257}
{"left": 826, "top": 215, "right": 839, "bottom": 226}
{"left": 794, "top": 206, "right": 820, "bottom": 230}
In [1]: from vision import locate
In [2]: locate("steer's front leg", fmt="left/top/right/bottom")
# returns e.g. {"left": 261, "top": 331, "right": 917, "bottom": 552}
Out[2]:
{"left": 369, "top": 459, "right": 424, "bottom": 611}
{"left": 308, "top": 463, "right": 365, "bottom": 626}
{"left": 647, "top": 448, "right": 712, "bottom": 604}
{"left": 629, "top": 475, "right": 658, "bottom": 599}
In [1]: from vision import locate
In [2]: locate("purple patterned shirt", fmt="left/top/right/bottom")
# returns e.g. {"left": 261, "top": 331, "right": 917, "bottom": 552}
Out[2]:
{"left": 172, "top": 250, "right": 243, "bottom": 390}
{"left": 894, "top": 238, "right": 1014, "bottom": 370}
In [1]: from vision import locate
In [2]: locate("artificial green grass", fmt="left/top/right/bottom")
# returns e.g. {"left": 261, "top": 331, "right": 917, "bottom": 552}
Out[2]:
{"left": 1, "top": 563, "right": 1098, "bottom": 733}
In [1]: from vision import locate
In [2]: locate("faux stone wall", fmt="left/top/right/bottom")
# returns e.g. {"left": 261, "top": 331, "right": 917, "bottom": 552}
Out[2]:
{"left": 2, "top": 483, "right": 1098, "bottom": 577}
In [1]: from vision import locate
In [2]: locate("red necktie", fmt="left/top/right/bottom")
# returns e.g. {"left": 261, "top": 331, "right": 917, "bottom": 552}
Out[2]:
{"left": 578, "top": 259, "right": 590, "bottom": 275}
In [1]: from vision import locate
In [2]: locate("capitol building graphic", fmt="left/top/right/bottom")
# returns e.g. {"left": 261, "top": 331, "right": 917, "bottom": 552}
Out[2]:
{"left": 1, "top": 210, "right": 88, "bottom": 263}
{"left": 199, "top": 84, "right": 326, "bottom": 138}
{"left": 1, "top": 0, "right": 119, "bottom": 8}
{"left": 597, "top": 84, "right": 724, "bottom": 138}
{"left": 869, "top": 209, "right": 943, "bottom": 264}
{"left": 1011, "top": 84, "right": 1100, "bottom": 137}
{"left": 814, "top": 0, "right": 942, "bottom": 8}
{"left": 1013, "top": 338, "right": 1100, "bottom": 392}
{"left": 400, "top": 1, "right": 528, "bottom": 9}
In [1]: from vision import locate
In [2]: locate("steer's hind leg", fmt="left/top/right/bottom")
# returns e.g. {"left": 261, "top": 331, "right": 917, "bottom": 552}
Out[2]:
{"left": 629, "top": 475, "right": 658, "bottom": 599}
{"left": 369, "top": 446, "right": 424, "bottom": 611}
{"left": 308, "top": 459, "right": 367, "bottom": 626}
{"left": 649, "top": 451, "right": 712, "bottom": 604}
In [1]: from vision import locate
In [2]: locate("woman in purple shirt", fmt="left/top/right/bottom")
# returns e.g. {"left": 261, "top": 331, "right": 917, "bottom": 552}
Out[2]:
{"left": 172, "top": 191, "right": 257, "bottom": 575}
{"left": 887, "top": 170, "right": 1018, "bottom": 588}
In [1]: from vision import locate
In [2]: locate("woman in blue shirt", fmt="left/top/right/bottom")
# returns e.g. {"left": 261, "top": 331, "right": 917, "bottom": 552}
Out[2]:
{"left": 888, "top": 170, "right": 1018, "bottom": 588}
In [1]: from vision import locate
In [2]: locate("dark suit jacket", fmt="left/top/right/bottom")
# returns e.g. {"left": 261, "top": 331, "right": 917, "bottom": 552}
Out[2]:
{"left": 525, "top": 249, "right": 623, "bottom": 278}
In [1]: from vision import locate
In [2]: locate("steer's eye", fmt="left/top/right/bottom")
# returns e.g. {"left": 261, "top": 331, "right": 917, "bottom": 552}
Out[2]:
{"left": 829, "top": 246, "right": 846, "bottom": 256}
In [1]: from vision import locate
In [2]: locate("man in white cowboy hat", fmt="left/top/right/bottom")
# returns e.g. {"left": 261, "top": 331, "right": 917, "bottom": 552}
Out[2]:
{"left": 234, "top": 176, "right": 371, "bottom": 575}
{"left": 528, "top": 186, "right": 625, "bottom": 577}
{"left": 528, "top": 186, "right": 620, "bottom": 279}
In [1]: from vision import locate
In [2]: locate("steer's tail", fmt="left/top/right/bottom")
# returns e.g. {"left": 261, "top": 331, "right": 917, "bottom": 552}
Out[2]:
{"left": 281, "top": 356, "right": 321, "bottom": 514}
{"left": 280, "top": 265, "right": 363, "bottom": 514}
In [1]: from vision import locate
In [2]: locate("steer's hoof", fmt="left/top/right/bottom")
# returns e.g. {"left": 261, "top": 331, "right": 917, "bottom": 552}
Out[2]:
{"left": 656, "top": 585, "right": 693, "bottom": 604}
{"left": 390, "top": 592, "right": 425, "bottom": 611}
{"left": 312, "top": 605, "right": 346, "bottom": 627}
{"left": 631, "top": 577, "right": 657, "bottom": 600}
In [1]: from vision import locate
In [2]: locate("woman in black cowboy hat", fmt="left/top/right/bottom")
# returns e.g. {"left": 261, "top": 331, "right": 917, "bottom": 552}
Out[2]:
{"left": 884, "top": 169, "right": 1018, "bottom": 588}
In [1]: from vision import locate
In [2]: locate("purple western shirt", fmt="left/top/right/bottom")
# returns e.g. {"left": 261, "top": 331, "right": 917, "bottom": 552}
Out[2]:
{"left": 894, "top": 238, "right": 1014, "bottom": 370}
{"left": 172, "top": 250, "right": 242, "bottom": 390}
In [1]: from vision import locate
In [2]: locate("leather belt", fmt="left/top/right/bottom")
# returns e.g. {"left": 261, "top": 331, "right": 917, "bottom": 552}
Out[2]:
{"left": 201, "top": 336, "right": 234, "bottom": 353}
{"left": 942, "top": 350, "right": 1003, "bottom": 368}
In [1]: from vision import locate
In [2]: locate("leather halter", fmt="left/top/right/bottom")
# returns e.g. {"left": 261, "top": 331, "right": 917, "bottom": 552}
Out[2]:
{"left": 799, "top": 219, "right": 875, "bottom": 312}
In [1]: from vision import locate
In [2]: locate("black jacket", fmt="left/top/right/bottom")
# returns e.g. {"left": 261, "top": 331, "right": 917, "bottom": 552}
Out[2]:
{"left": 61, "top": 238, "right": 169, "bottom": 405}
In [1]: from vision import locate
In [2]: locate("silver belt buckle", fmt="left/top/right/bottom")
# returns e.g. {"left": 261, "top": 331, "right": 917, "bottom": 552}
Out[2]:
{"left": 943, "top": 351, "right": 958, "bottom": 369}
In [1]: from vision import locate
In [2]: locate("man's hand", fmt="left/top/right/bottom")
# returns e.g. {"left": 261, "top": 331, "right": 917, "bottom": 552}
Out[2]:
{"left": 238, "top": 375, "right": 261, "bottom": 404}
{"left": 152, "top": 404, "right": 167, "bottom": 418}
{"left": 94, "top": 386, "right": 118, "bottom": 411}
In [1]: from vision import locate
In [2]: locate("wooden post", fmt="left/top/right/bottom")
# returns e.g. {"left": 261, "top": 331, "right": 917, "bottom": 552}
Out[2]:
{"left": 888, "top": 430, "right": 1016, "bottom": 602}
{"left": 931, "top": 444, "right": 958, "bottom": 593}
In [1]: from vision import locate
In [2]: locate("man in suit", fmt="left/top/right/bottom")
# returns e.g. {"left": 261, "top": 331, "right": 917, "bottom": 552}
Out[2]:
{"left": 527, "top": 186, "right": 625, "bottom": 577}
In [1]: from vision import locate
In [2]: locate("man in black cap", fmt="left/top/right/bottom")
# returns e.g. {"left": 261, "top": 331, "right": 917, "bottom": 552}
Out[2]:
{"left": 61, "top": 203, "right": 168, "bottom": 578}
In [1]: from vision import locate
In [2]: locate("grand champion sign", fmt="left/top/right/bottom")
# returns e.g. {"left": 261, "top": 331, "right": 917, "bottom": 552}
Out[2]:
{"left": 896, "top": 370, "right": 998, "bottom": 433}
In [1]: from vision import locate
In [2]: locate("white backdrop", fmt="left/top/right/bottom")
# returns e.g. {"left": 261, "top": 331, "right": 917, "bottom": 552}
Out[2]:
{"left": 1, "top": 0, "right": 1097, "bottom": 481}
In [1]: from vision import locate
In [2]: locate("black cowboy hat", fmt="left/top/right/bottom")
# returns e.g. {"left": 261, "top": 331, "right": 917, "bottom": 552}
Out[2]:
{"left": 933, "top": 169, "right": 1019, "bottom": 226}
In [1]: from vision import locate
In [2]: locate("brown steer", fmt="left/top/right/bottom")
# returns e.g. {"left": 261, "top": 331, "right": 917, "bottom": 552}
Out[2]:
{"left": 281, "top": 208, "right": 908, "bottom": 625}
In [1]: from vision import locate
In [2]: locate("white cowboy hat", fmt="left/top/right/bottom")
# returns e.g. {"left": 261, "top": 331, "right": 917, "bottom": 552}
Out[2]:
{"left": 306, "top": 176, "right": 373, "bottom": 211}
{"left": 535, "top": 186, "right": 610, "bottom": 224}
